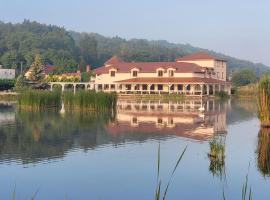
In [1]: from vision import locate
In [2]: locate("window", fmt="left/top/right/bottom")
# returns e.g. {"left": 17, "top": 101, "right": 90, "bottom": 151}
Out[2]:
{"left": 222, "top": 72, "right": 224, "bottom": 79}
{"left": 110, "top": 71, "right": 115, "bottom": 77}
{"left": 132, "top": 70, "right": 138, "bottom": 77}
{"left": 158, "top": 84, "right": 163, "bottom": 91}
{"left": 217, "top": 72, "right": 219, "bottom": 78}
{"left": 132, "top": 117, "right": 138, "bottom": 124}
{"left": 168, "top": 70, "right": 174, "bottom": 77}
{"left": 158, "top": 70, "right": 163, "bottom": 77}
{"left": 110, "top": 84, "right": 115, "bottom": 90}
{"left": 177, "top": 84, "right": 183, "bottom": 91}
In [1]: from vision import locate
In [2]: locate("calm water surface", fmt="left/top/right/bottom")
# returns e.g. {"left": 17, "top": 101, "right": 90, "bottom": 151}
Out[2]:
{"left": 0, "top": 98, "right": 267, "bottom": 200}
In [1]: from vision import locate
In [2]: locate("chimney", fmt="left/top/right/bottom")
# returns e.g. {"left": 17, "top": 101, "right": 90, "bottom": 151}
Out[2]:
{"left": 86, "top": 65, "right": 91, "bottom": 72}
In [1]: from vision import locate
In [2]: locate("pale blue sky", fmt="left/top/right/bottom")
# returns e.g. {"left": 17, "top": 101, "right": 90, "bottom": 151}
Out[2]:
{"left": 1, "top": 0, "right": 270, "bottom": 65}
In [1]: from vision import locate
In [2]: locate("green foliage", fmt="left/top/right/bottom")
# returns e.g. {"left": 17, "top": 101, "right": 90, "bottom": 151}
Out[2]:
{"left": 81, "top": 72, "right": 92, "bottom": 82}
{"left": 62, "top": 90, "right": 117, "bottom": 112}
{"left": 231, "top": 69, "right": 257, "bottom": 87}
{"left": 215, "top": 91, "right": 229, "bottom": 99}
{"left": 208, "top": 136, "right": 226, "bottom": 180}
{"left": 18, "top": 90, "right": 61, "bottom": 110}
{"left": 1, "top": 20, "right": 269, "bottom": 75}
{"left": 0, "top": 20, "right": 78, "bottom": 70}
{"left": 25, "top": 54, "right": 47, "bottom": 89}
{"left": 0, "top": 79, "right": 15, "bottom": 90}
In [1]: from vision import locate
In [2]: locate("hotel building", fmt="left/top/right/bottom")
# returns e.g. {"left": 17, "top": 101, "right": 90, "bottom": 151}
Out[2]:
{"left": 93, "top": 52, "right": 231, "bottom": 96}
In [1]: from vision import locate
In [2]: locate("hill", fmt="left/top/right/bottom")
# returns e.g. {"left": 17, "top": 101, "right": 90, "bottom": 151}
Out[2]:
{"left": 0, "top": 20, "right": 269, "bottom": 75}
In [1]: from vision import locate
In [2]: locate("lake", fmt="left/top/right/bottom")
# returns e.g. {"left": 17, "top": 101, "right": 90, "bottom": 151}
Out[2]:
{"left": 0, "top": 98, "right": 267, "bottom": 200}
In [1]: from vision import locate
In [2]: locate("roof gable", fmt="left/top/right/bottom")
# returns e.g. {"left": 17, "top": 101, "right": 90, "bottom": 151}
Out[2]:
{"left": 176, "top": 52, "right": 225, "bottom": 61}
{"left": 104, "top": 55, "right": 124, "bottom": 66}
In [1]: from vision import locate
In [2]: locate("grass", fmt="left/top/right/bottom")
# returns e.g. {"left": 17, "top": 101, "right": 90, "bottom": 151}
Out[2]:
{"left": 62, "top": 90, "right": 117, "bottom": 112}
{"left": 208, "top": 136, "right": 226, "bottom": 180}
{"left": 257, "top": 128, "right": 270, "bottom": 176}
{"left": 155, "top": 144, "right": 187, "bottom": 200}
{"left": 17, "top": 89, "right": 117, "bottom": 112}
{"left": 257, "top": 75, "right": 270, "bottom": 127}
{"left": 234, "top": 83, "right": 258, "bottom": 98}
{"left": 215, "top": 91, "right": 229, "bottom": 99}
{"left": 18, "top": 90, "right": 61, "bottom": 111}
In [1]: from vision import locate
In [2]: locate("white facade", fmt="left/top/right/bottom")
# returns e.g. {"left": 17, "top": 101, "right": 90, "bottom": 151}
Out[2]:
{"left": 0, "top": 69, "right": 15, "bottom": 79}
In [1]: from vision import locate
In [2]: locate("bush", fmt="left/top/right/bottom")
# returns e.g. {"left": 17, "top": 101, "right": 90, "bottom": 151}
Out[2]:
{"left": 0, "top": 79, "right": 15, "bottom": 91}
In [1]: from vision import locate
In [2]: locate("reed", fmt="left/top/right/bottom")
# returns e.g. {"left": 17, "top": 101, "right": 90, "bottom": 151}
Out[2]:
{"left": 257, "top": 75, "right": 270, "bottom": 127}
{"left": 62, "top": 90, "right": 117, "bottom": 112}
{"left": 208, "top": 137, "right": 226, "bottom": 179}
{"left": 257, "top": 128, "right": 270, "bottom": 176}
{"left": 155, "top": 144, "right": 187, "bottom": 200}
{"left": 18, "top": 90, "right": 61, "bottom": 110}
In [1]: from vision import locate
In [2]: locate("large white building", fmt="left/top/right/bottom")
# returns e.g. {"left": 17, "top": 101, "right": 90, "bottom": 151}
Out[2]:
{"left": 0, "top": 65, "right": 15, "bottom": 79}
{"left": 93, "top": 52, "right": 231, "bottom": 96}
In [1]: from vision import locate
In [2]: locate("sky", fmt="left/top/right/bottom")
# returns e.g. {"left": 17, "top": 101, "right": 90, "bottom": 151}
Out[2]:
{"left": 1, "top": 0, "right": 270, "bottom": 65}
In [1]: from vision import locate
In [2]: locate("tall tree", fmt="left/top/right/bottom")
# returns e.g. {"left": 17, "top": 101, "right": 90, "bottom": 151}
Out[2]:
{"left": 25, "top": 54, "right": 46, "bottom": 89}
{"left": 79, "top": 34, "right": 98, "bottom": 68}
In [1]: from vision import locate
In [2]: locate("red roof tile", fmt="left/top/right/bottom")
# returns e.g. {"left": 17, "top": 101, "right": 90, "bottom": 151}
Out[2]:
{"left": 176, "top": 52, "right": 226, "bottom": 61}
{"left": 94, "top": 61, "right": 205, "bottom": 74}
{"left": 115, "top": 77, "right": 226, "bottom": 84}
{"left": 104, "top": 55, "right": 124, "bottom": 65}
{"left": 44, "top": 65, "right": 55, "bottom": 74}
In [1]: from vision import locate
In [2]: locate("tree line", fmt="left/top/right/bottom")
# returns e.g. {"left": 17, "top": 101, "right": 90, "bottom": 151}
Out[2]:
{"left": 0, "top": 20, "right": 269, "bottom": 77}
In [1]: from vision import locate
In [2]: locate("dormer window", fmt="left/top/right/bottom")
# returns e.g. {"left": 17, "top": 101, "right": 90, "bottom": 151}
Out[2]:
{"left": 158, "top": 70, "right": 163, "bottom": 77}
{"left": 132, "top": 71, "right": 138, "bottom": 77}
{"left": 168, "top": 70, "right": 174, "bottom": 77}
{"left": 110, "top": 71, "right": 115, "bottom": 77}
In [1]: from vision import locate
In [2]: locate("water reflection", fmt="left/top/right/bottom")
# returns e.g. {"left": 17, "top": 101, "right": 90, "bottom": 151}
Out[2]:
{"left": 208, "top": 135, "right": 226, "bottom": 180}
{"left": 109, "top": 99, "right": 229, "bottom": 141}
{"left": 257, "top": 128, "right": 270, "bottom": 176}
{"left": 0, "top": 98, "right": 255, "bottom": 165}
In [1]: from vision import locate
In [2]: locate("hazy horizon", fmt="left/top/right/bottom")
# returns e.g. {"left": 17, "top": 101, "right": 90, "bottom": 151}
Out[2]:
{"left": 1, "top": 0, "right": 269, "bottom": 66}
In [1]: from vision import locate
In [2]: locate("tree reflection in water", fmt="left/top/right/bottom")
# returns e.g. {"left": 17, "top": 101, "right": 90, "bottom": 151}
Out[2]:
{"left": 257, "top": 128, "right": 270, "bottom": 176}
{"left": 0, "top": 109, "right": 115, "bottom": 164}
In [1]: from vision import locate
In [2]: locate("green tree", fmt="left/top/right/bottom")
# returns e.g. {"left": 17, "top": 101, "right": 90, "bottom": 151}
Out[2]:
{"left": 231, "top": 69, "right": 257, "bottom": 87}
{"left": 25, "top": 54, "right": 46, "bottom": 89}
{"left": 79, "top": 34, "right": 98, "bottom": 68}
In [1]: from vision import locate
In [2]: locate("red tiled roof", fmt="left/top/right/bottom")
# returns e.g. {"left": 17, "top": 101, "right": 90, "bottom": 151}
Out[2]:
{"left": 176, "top": 52, "right": 226, "bottom": 62}
{"left": 94, "top": 61, "right": 205, "bottom": 74}
{"left": 104, "top": 55, "right": 124, "bottom": 65}
{"left": 115, "top": 77, "right": 226, "bottom": 84}
{"left": 44, "top": 65, "right": 55, "bottom": 74}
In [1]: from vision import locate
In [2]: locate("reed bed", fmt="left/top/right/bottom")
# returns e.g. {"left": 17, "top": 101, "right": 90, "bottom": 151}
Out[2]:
{"left": 62, "top": 90, "right": 117, "bottom": 112}
{"left": 18, "top": 90, "right": 61, "bottom": 110}
{"left": 257, "top": 75, "right": 270, "bottom": 127}
{"left": 208, "top": 137, "right": 226, "bottom": 179}
{"left": 257, "top": 128, "right": 270, "bottom": 176}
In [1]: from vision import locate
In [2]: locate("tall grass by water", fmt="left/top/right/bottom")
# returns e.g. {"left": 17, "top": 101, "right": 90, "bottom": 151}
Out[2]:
{"left": 257, "top": 75, "right": 270, "bottom": 127}
{"left": 62, "top": 90, "right": 117, "bottom": 112}
{"left": 18, "top": 90, "right": 61, "bottom": 110}
{"left": 17, "top": 90, "right": 117, "bottom": 112}
{"left": 257, "top": 128, "right": 270, "bottom": 176}
{"left": 155, "top": 144, "right": 187, "bottom": 200}
{"left": 208, "top": 136, "right": 226, "bottom": 180}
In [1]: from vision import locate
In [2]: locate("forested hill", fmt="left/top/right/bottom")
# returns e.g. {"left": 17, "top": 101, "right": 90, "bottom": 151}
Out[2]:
{"left": 0, "top": 20, "right": 269, "bottom": 75}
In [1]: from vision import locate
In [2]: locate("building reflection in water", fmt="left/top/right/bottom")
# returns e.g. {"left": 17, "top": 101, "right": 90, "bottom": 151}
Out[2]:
{"left": 0, "top": 99, "right": 231, "bottom": 164}
{"left": 107, "top": 99, "right": 230, "bottom": 141}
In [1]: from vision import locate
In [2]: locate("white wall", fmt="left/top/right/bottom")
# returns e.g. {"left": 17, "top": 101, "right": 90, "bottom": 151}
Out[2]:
{"left": 0, "top": 69, "right": 15, "bottom": 79}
